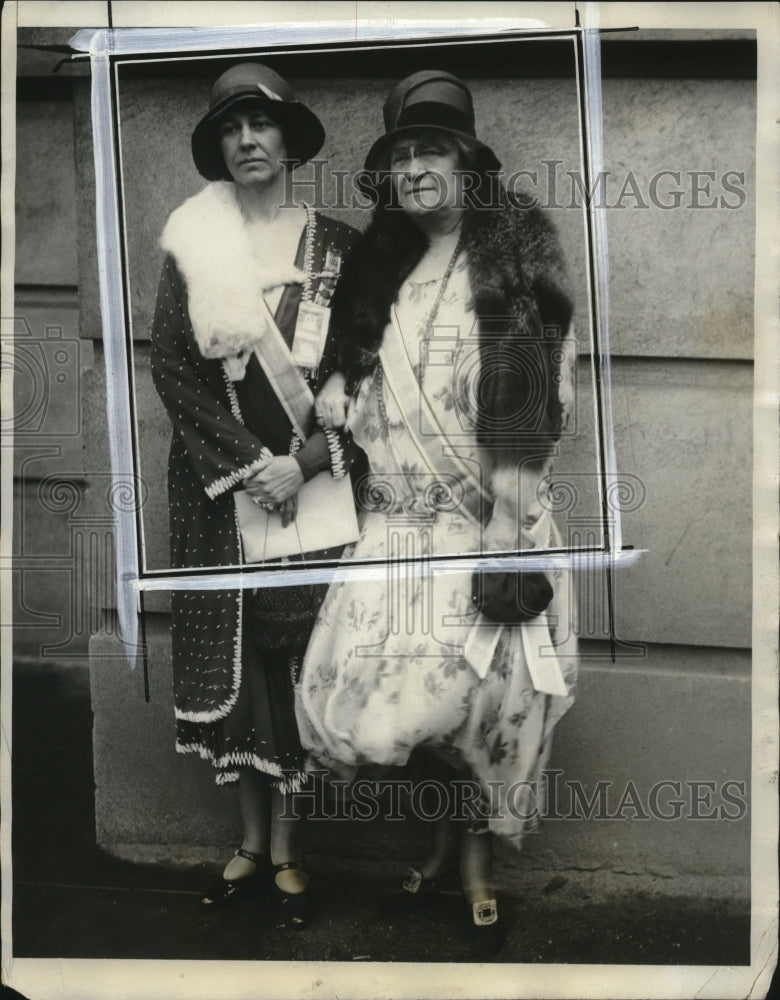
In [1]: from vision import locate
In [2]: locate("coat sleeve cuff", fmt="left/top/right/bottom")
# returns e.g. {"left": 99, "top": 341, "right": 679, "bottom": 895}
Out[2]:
{"left": 292, "top": 431, "right": 330, "bottom": 482}
{"left": 324, "top": 428, "right": 348, "bottom": 478}
{"left": 205, "top": 452, "right": 271, "bottom": 499}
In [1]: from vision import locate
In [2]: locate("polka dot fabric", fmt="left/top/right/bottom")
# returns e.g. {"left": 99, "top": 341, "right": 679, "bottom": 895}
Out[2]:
{"left": 150, "top": 211, "right": 360, "bottom": 785}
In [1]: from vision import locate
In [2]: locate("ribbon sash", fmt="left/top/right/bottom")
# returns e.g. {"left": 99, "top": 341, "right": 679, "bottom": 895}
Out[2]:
{"left": 379, "top": 309, "right": 567, "bottom": 696}
{"left": 378, "top": 307, "right": 491, "bottom": 527}
{"left": 235, "top": 297, "right": 359, "bottom": 562}
{"left": 253, "top": 297, "right": 316, "bottom": 441}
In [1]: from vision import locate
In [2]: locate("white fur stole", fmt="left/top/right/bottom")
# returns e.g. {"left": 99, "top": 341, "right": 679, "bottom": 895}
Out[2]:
{"left": 160, "top": 181, "right": 305, "bottom": 380}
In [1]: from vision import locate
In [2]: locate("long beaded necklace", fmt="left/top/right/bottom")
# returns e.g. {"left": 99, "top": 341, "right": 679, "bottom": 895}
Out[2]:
{"left": 289, "top": 204, "right": 317, "bottom": 456}
{"left": 375, "top": 234, "right": 463, "bottom": 426}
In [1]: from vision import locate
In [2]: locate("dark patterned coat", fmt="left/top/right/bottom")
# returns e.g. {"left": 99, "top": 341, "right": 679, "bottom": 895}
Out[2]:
{"left": 150, "top": 195, "right": 359, "bottom": 726}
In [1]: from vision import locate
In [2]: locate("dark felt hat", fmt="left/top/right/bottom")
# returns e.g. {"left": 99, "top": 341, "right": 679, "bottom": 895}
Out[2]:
{"left": 363, "top": 70, "right": 501, "bottom": 174}
{"left": 191, "top": 62, "right": 325, "bottom": 180}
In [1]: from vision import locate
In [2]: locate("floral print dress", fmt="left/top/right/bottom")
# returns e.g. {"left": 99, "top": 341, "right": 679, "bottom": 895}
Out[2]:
{"left": 295, "top": 254, "right": 578, "bottom": 846}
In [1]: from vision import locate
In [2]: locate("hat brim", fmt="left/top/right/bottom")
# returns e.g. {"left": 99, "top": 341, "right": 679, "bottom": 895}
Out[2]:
{"left": 192, "top": 92, "right": 325, "bottom": 181}
{"left": 362, "top": 124, "right": 501, "bottom": 176}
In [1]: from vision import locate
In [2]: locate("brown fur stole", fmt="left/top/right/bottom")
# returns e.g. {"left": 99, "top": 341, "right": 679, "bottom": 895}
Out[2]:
{"left": 333, "top": 188, "right": 574, "bottom": 465}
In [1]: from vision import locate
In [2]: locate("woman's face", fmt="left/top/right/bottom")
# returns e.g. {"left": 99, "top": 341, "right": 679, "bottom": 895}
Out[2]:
{"left": 218, "top": 102, "right": 288, "bottom": 188}
{"left": 388, "top": 129, "right": 466, "bottom": 218}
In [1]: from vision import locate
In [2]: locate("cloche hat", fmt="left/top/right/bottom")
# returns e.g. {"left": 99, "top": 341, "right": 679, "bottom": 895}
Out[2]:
{"left": 363, "top": 70, "right": 501, "bottom": 174}
{"left": 191, "top": 62, "right": 325, "bottom": 180}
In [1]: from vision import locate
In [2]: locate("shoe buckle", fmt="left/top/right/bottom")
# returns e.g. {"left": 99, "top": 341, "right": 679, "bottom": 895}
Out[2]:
{"left": 473, "top": 899, "right": 498, "bottom": 926}
{"left": 402, "top": 867, "right": 423, "bottom": 894}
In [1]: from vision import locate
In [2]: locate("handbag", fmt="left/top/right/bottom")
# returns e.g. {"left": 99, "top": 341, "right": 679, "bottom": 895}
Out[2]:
{"left": 471, "top": 568, "right": 553, "bottom": 625}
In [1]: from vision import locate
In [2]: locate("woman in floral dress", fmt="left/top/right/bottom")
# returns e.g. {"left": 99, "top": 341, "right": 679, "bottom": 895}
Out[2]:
{"left": 297, "top": 70, "right": 578, "bottom": 949}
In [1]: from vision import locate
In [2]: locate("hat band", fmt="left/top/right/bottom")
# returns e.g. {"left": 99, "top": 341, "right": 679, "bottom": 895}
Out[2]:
{"left": 255, "top": 82, "right": 284, "bottom": 102}
{"left": 394, "top": 102, "right": 476, "bottom": 139}
{"left": 210, "top": 81, "right": 286, "bottom": 112}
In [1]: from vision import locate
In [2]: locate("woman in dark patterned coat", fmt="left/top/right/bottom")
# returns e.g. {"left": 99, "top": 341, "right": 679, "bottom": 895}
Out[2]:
{"left": 298, "top": 71, "right": 578, "bottom": 951}
{"left": 150, "top": 62, "right": 359, "bottom": 928}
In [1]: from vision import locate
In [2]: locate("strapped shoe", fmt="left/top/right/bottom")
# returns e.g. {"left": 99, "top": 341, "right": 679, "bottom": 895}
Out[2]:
{"left": 199, "top": 848, "right": 268, "bottom": 911}
{"left": 468, "top": 897, "right": 505, "bottom": 955}
{"left": 401, "top": 865, "right": 461, "bottom": 898}
{"left": 273, "top": 860, "right": 313, "bottom": 929}
{"left": 402, "top": 866, "right": 425, "bottom": 895}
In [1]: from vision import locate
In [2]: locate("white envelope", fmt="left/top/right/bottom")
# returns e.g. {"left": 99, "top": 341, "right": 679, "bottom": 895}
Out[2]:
{"left": 234, "top": 471, "right": 359, "bottom": 563}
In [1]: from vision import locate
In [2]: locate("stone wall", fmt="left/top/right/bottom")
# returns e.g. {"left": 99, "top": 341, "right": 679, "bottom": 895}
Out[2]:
{"left": 13, "top": 56, "right": 94, "bottom": 662}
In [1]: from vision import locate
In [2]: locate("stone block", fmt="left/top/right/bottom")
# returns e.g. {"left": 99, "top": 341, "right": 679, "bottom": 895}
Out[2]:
{"left": 11, "top": 478, "right": 90, "bottom": 661}
{"left": 537, "top": 357, "right": 753, "bottom": 649}
{"left": 78, "top": 345, "right": 171, "bottom": 614}
{"left": 607, "top": 359, "right": 752, "bottom": 648}
{"left": 15, "top": 101, "right": 79, "bottom": 286}
{"left": 524, "top": 642, "right": 751, "bottom": 878}
{"left": 11, "top": 289, "right": 91, "bottom": 477}
{"left": 601, "top": 78, "right": 755, "bottom": 361}
{"left": 90, "top": 616, "right": 239, "bottom": 855}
